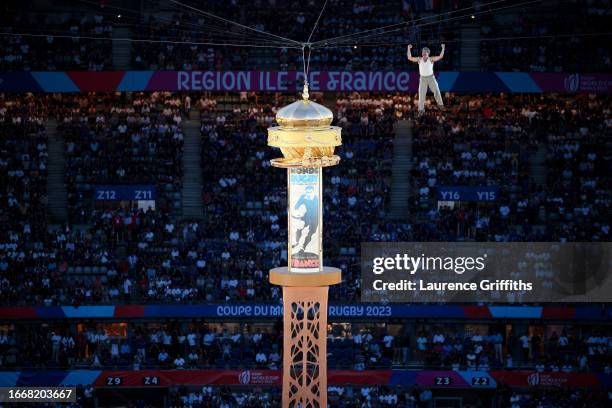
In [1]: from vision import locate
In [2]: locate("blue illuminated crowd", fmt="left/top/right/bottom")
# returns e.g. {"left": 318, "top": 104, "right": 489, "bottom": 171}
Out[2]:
{"left": 1, "top": 92, "right": 611, "bottom": 306}
{"left": 1, "top": 319, "right": 610, "bottom": 373}
{"left": 0, "top": 1, "right": 610, "bottom": 72}
{"left": 0, "top": 1, "right": 610, "bottom": 407}
{"left": 1, "top": 91, "right": 611, "bottom": 386}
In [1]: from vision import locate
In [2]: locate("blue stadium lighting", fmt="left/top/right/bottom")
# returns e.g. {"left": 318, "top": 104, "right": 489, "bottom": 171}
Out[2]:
{"left": 0, "top": 0, "right": 609, "bottom": 407}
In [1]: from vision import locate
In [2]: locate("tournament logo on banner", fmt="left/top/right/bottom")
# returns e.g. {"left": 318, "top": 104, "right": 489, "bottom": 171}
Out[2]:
{"left": 288, "top": 167, "right": 322, "bottom": 273}
{"left": 238, "top": 370, "right": 251, "bottom": 385}
{"left": 237, "top": 370, "right": 280, "bottom": 385}
{"left": 564, "top": 73, "right": 580, "bottom": 92}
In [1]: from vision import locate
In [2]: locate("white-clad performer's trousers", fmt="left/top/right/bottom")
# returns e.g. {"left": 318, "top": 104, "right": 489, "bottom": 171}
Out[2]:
{"left": 418, "top": 74, "right": 443, "bottom": 111}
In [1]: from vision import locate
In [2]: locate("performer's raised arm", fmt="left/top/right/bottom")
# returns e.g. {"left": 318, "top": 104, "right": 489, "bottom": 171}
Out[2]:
{"left": 431, "top": 44, "right": 445, "bottom": 62}
{"left": 406, "top": 44, "right": 419, "bottom": 63}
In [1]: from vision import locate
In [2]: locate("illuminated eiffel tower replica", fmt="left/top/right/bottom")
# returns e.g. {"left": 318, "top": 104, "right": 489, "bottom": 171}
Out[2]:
{"left": 267, "top": 84, "right": 342, "bottom": 408}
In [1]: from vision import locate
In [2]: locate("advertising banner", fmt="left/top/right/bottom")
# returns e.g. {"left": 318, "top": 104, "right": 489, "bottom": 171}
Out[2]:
{"left": 530, "top": 73, "right": 612, "bottom": 93}
{"left": 0, "top": 304, "right": 609, "bottom": 320}
{"left": 491, "top": 371, "right": 602, "bottom": 389}
{"left": 91, "top": 370, "right": 389, "bottom": 387}
{"left": 3, "top": 370, "right": 608, "bottom": 389}
{"left": 1, "top": 71, "right": 612, "bottom": 93}
{"left": 175, "top": 71, "right": 415, "bottom": 91}
{"left": 288, "top": 168, "right": 322, "bottom": 272}
{"left": 92, "top": 370, "right": 281, "bottom": 387}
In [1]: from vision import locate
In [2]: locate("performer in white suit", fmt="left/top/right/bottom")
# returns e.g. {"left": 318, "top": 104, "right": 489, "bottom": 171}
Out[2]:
{"left": 407, "top": 44, "right": 445, "bottom": 113}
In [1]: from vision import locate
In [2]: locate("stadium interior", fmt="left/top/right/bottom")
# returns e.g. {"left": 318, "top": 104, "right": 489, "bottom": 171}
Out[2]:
{"left": 0, "top": 0, "right": 611, "bottom": 407}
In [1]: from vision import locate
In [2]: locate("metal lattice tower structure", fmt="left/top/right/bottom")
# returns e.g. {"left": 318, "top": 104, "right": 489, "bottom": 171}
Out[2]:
{"left": 267, "top": 84, "right": 342, "bottom": 408}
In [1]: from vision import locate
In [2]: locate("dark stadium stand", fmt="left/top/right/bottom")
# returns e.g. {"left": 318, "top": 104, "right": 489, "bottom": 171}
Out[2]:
{"left": 0, "top": 1, "right": 609, "bottom": 72}
{"left": 58, "top": 93, "right": 185, "bottom": 222}
{"left": 1, "top": 91, "right": 611, "bottom": 407}
{"left": 0, "top": 0, "right": 610, "bottom": 407}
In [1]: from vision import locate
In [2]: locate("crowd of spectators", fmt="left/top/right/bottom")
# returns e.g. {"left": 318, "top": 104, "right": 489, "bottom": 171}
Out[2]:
{"left": 1, "top": 321, "right": 610, "bottom": 374}
{"left": 170, "top": 386, "right": 280, "bottom": 408}
{"left": 1, "top": 1, "right": 610, "bottom": 72}
{"left": 0, "top": 91, "right": 610, "bottom": 305}
{"left": 411, "top": 93, "right": 611, "bottom": 243}
{"left": 0, "top": 94, "right": 52, "bottom": 304}
{"left": 0, "top": 3, "right": 609, "bottom": 407}
{"left": 410, "top": 327, "right": 612, "bottom": 374}
{"left": 58, "top": 92, "right": 185, "bottom": 223}
{"left": 505, "top": 389, "right": 611, "bottom": 408}
{"left": 0, "top": 94, "right": 49, "bottom": 235}
{"left": 0, "top": 322, "right": 282, "bottom": 371}
{"left": 0, "top": 90, "right": 610, "bottom": 307}
{"left": 541, "top": 94, "right": 611, "bottom": 241}
{"left": 167, "top": 386, "right": 612, "bottom": 408}
{"left": 130, "top": 0, "right": 450, "bottom": 72}
{"left": 0, "top": 92, "right": 186, "bottom": 305}
{"left": 0, "top": 11, "right": 112, "bottom": 70}
{"left": 480, "top": 0, "right": 611, "bottom": 72}
{"left": 38, "top": 384, "right": 612, "bottom": 408}
{"left": 168, "top": 384, "right": 440, "bottom": 408}
{"left": 0, "top": 91, "right": 400, "bottom": 305}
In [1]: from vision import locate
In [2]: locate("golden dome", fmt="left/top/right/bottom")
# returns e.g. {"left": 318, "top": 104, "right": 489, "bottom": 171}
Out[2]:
{"left": 267, "top": 84, "right": 342, "bottom": 168}
{"left": 276, "top": 99, "right": 333, "bottom": 129}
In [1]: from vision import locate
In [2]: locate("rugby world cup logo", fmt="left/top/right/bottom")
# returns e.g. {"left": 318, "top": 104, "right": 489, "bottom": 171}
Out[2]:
{"left": 564, "top": 73, "right": 580, "bottom": 92}
{"left": 238, "top": 370, "right": 251, "bottom": 385}
{"left": 527, "top": 372, "right": 540, "bottom": 386}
